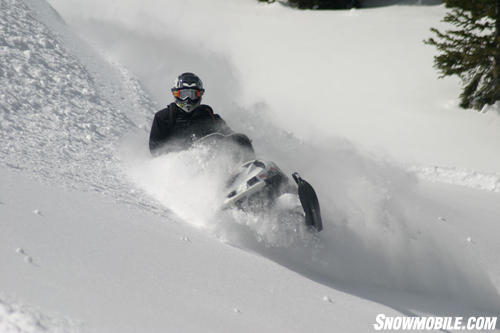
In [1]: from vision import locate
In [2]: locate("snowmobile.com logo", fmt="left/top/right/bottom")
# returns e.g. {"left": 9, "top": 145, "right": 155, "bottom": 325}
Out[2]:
{"left": 373, "top": 314, "right": 497, "bottom": 331}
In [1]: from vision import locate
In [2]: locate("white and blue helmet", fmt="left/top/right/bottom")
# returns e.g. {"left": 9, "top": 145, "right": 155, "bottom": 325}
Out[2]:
{"left": 171, "top": 72, "right": 205, "bottom": 112}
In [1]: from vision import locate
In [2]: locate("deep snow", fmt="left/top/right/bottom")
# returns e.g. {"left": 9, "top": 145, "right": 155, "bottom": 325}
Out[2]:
{"left": 1, "top": 0, "right": 500, "bottom": 332}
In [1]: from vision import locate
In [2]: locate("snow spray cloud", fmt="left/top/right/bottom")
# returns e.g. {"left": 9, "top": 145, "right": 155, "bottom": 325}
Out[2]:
{"left": 54, "top": 0, "right": 500, "bottom": 313}
{"left": 42, "top": 6, "right": 242, "bottom": 116}
{"left": 126, "top": 143, "right": 237, "bottom": 228}
{"left": 220, "top": 103, "right": 500, "bottom": 313}
{"left": 48, "top": 0, "right": 500, "bottom": 172}
{"left": 123, "top": 102, "right": 500, "bottom": 314}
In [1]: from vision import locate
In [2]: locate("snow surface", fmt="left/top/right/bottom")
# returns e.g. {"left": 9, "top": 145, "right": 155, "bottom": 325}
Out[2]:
{"left": 1, "top": 0, "right": 500, "bottom": 332}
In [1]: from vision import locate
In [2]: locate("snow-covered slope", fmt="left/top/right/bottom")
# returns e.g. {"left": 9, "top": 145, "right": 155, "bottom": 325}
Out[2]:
{"left": 1, "top": 0, "right": 146, "bottom": 194}
{"left": 5, "top": 164, "right": 429, "bottom": 333}
{"left": 1, "top": 0, "right": 500, "bottom": 332}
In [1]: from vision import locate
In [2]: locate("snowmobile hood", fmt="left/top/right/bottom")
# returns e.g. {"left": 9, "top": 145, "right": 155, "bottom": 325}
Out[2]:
{"left": 222, "top": 160, "right": 282, "bottom": 209}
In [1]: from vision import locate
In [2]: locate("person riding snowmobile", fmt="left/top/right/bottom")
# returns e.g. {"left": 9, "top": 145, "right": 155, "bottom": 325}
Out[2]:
{"left": 149, "top": 72, "right": 239, "bottom": 154}
{"left": 148, "top": 73, "right": 322, "bottom": 231}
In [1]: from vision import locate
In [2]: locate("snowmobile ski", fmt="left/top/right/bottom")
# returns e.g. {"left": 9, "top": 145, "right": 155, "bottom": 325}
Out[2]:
{"left": 292, "top": 172, "right": 323, "bottom": 232}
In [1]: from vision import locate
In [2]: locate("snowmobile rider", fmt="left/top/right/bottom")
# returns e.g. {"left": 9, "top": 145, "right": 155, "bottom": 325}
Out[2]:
{"left": 149, "top": 72, "right": 237, "bottom": 154}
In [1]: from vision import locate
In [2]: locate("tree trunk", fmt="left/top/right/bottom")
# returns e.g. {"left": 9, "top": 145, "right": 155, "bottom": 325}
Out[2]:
{"left": 495, "top": 0, "right": 500, "bottom": 103}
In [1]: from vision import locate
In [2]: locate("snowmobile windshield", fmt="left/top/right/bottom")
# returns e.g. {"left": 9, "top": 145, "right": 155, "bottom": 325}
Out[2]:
{"left": 172, "top": 88, "right": 204, "bottom": 100}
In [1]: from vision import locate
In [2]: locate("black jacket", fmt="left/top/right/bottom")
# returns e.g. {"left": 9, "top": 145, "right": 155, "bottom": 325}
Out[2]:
{"left": 149, "top": 103, "right": 232, "bottom": 154}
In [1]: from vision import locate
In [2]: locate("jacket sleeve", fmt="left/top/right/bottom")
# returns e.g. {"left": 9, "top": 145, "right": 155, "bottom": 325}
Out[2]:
{"left": 149, "top": 111, "right": 171, "bottom": 154}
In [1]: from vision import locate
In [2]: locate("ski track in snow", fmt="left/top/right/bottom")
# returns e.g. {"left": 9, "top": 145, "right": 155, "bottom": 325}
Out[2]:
{"left": 1, "top": 0, "right": 500, "bottom": 327}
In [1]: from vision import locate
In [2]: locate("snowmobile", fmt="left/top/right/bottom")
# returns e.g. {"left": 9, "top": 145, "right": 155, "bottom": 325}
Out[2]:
{"left": 194, "top": 132, "right": 323, "bottom": 232}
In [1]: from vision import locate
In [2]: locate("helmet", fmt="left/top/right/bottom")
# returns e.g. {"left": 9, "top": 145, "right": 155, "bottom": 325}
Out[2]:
{"left": 171, "top": 72, "right": 205, "bottom": 112}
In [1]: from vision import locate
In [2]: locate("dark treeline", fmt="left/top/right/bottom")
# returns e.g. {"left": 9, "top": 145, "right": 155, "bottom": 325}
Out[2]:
{"left": 258, "top": 0, "right": 360, "bottom": 9}
{"left": 257, "top": 0, "right": 442, "bottom": 9}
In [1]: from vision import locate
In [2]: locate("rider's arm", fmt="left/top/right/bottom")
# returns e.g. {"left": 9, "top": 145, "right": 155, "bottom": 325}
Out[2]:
{"left": 149, "top": 110, "right": 171, "bottom": 154}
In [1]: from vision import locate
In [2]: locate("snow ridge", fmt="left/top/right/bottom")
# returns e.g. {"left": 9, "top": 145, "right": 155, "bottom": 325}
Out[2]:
{"left": 0, "top": 0, "right": 126, "bottom": 189}
{"left": 0, "top": 0, "right": 167, "bottom": 217}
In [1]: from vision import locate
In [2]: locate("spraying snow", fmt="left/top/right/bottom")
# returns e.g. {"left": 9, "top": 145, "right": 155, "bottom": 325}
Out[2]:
{"left": 121, "top": 115, "right": 500, "bottom": 312}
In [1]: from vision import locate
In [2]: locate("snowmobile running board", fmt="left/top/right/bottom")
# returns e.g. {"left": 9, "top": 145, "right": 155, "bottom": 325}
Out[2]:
{"left": 292, "top": 172, "right": 323, "bottom": 232}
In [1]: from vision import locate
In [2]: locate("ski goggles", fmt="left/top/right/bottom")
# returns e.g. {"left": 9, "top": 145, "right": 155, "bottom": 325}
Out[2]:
{"left": 172, "top": 88, "right": 204, "bottom": 100}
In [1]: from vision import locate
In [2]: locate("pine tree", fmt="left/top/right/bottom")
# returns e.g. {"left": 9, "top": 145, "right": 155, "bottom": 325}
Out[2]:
{"left": 425, "top": 0, "right": 500, "bottom": 110}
